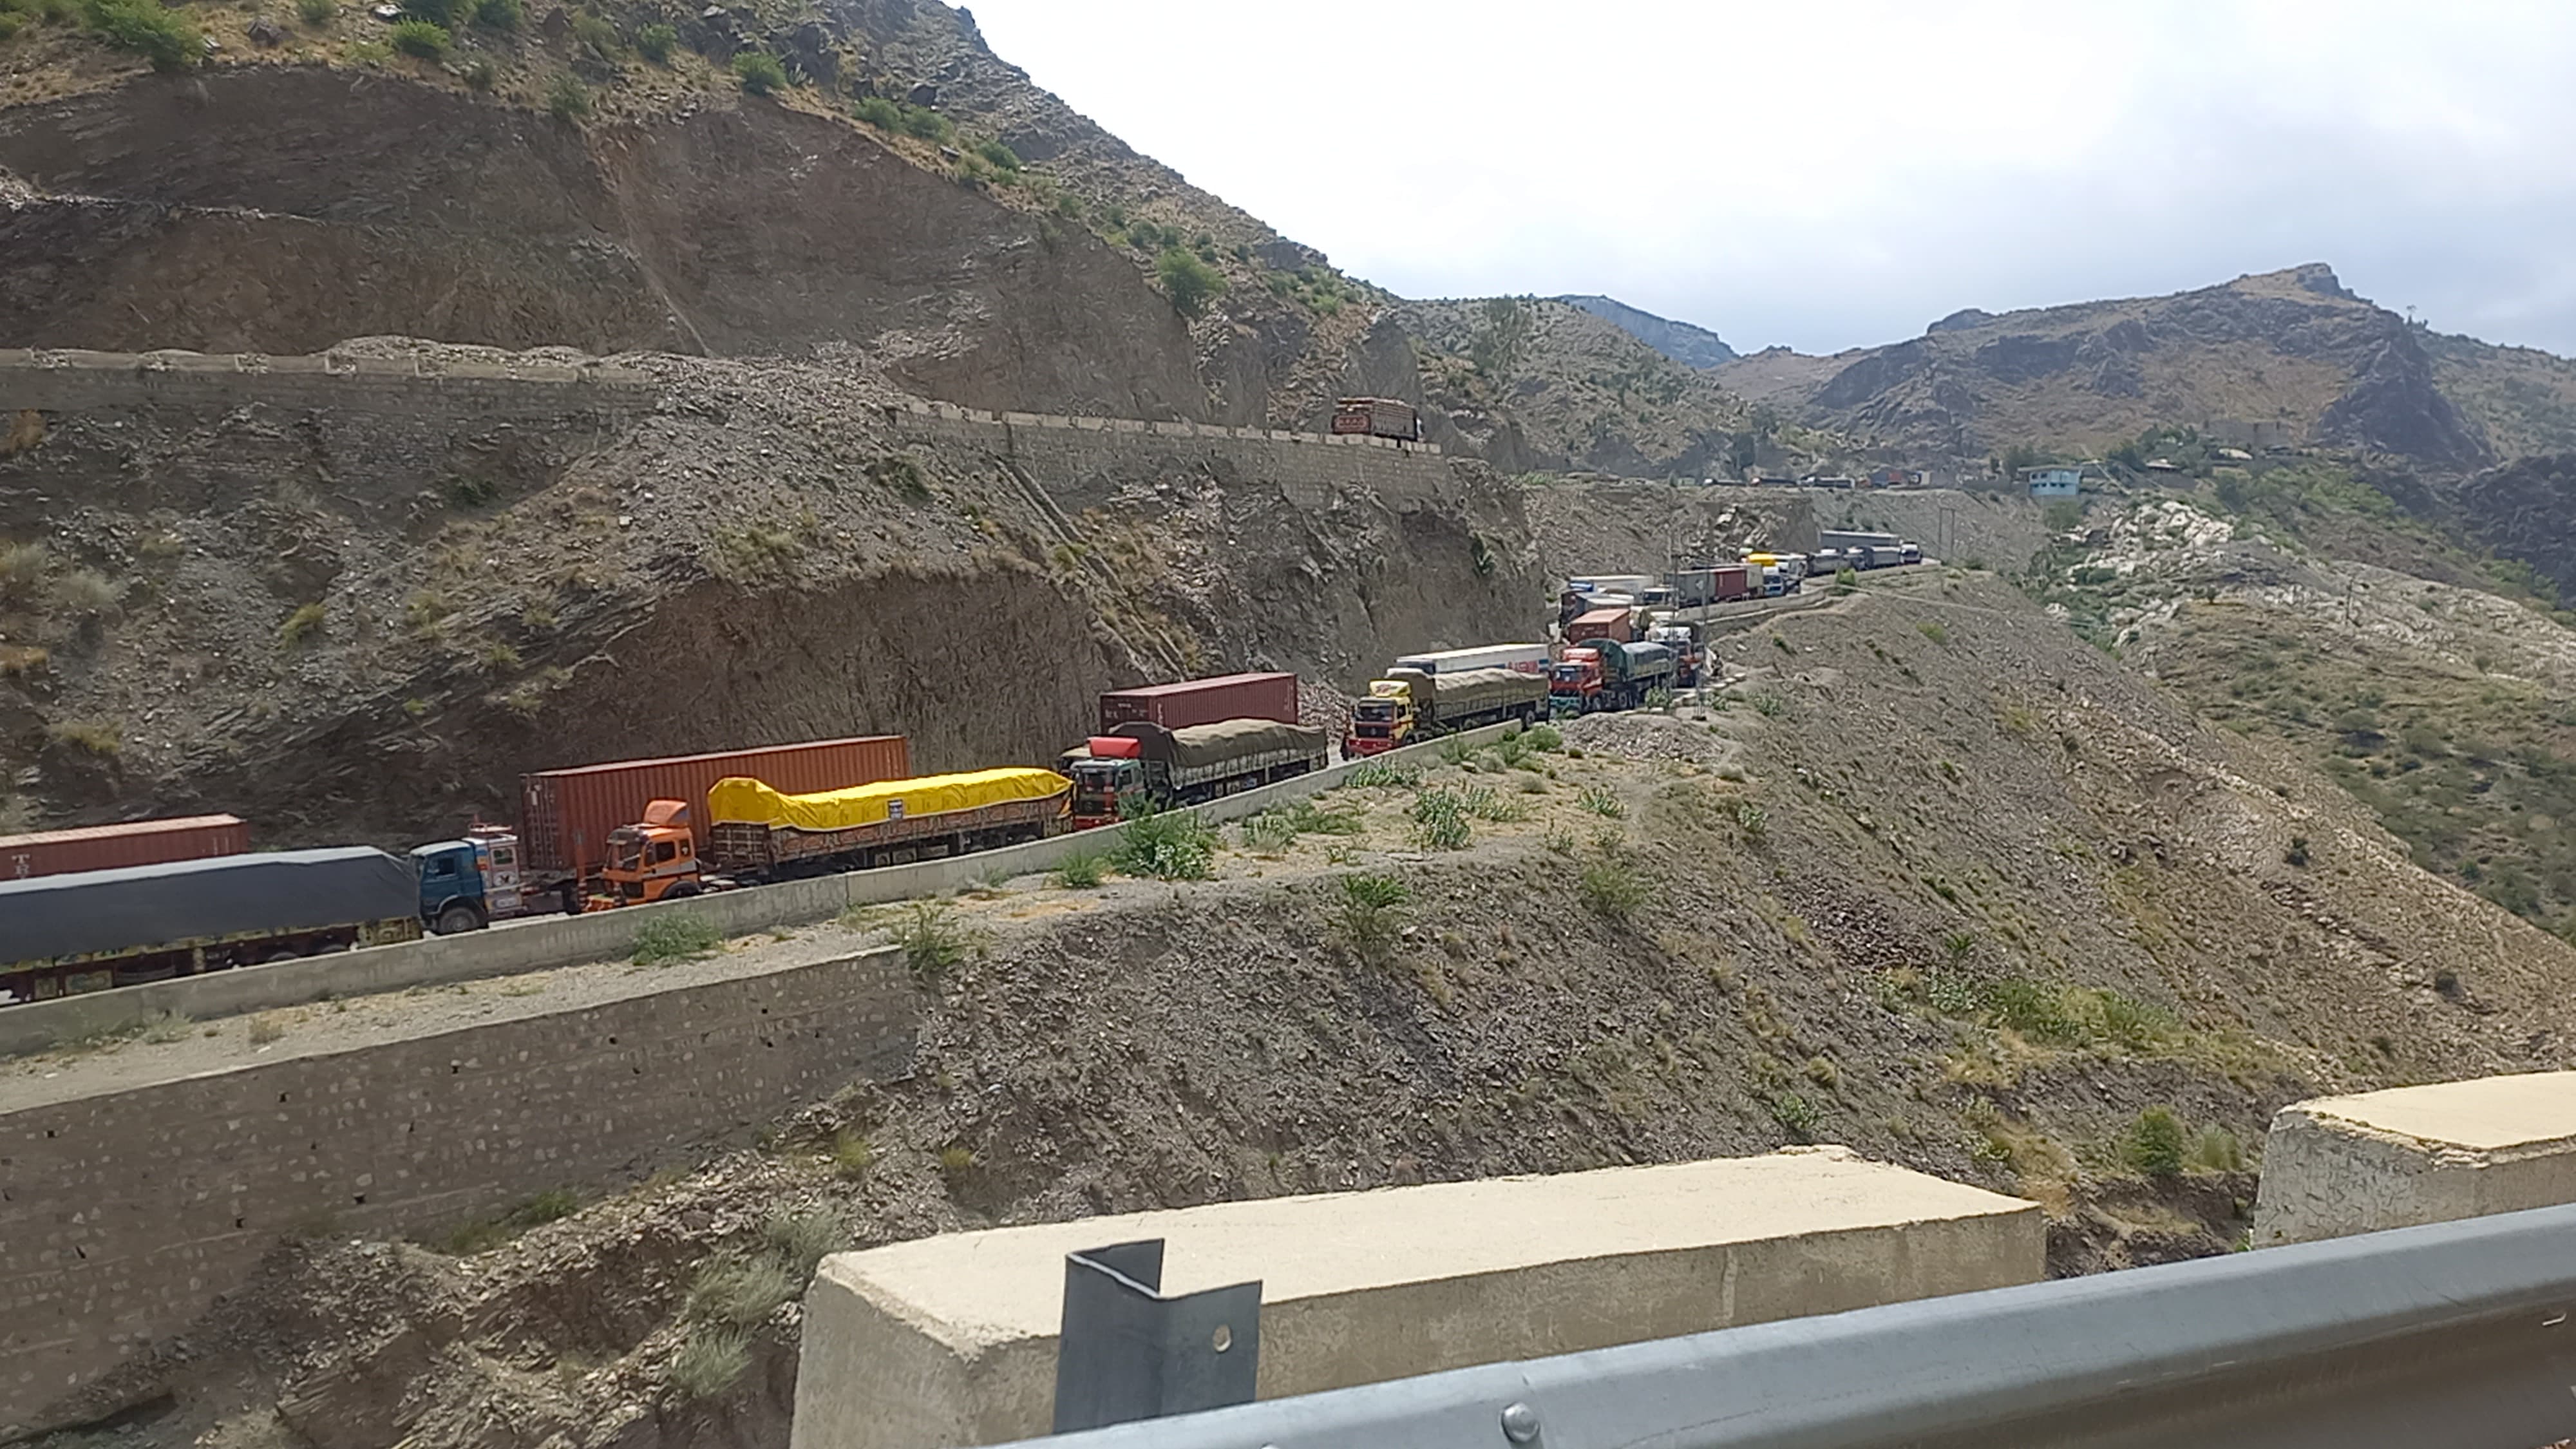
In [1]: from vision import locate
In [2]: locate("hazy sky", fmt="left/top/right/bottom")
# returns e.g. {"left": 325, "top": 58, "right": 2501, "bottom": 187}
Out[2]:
{"left": 961, "top": 1, "right": 2576, "bottom": 358}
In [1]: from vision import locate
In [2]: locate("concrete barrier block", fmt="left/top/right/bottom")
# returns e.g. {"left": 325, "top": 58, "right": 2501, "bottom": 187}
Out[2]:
{"left": 266, "top": 355, "right": 331, "bottom": 375}
{"left": 0, "top": 350, "right": 34, "bottom": 368}
{"left": 791, "top": 1149, "right": 2044, "bottom": 1449}
{"left": 2252, "top": 1072, "right": 2576, "bottom": 1245}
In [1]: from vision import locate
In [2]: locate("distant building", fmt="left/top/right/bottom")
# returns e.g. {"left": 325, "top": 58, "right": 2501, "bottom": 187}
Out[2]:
{"left": 2022, "top": 465, "right": 2081, "bottom": 498}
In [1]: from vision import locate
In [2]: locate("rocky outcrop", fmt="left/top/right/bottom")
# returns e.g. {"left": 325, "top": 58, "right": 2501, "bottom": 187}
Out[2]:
{"left": 1557, "top": 295, "right": 1738, "bottom": 368}
{"left": 2458, "top": 453, "right": 2576, "bottom": 596}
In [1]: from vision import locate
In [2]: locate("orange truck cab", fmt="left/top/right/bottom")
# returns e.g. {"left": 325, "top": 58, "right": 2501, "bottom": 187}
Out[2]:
{"left": 592, "top": 799, "right": 706, "bottom": 907}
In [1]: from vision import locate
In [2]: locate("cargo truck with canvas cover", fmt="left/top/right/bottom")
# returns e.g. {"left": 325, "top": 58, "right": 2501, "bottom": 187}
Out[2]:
{"left": 1550, "top": 640, "right": 1678, "bottom": 716}
{"left": 701, "top": 768, "right": 1070, "bottom": 880}
{"left": 1346, "top": 667, "right": 1549, "bottom": 756}
{"left": 0, "top": 848, "right": 422, "bottom": 1004}
{"left": 1065, "top": 720, "right": 1329, "bottom": 828}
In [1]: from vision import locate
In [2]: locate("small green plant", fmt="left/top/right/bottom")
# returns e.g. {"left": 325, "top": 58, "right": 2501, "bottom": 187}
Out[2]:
{"left": 760, "top": 1204, "right": 847, "bottom": 1279}
{"left": 1437, "top": 735, "right": 1477, "bottom": 766}
{"left": 402, "top": 0, "right": 464, "bottom": 23}
{"left": 1833, "top": 567, "right": 1859, "bottom": 594}
{"left": 1766, "top": 1091, "right": 1820, "bottom": 1141}
{"left": 1241, "top": 812, "right": 1299, "bottom": 855}
{"left": 1578, "top": 784, "right": 1624, "bottom": 818}
{"left": 2122, "top": 1107, "right": 2187, "bottom": 1179}
{"left": 1916, "top": 620, "right": 1950, "bottom": 645}
{"left": 1048, "top": 848, "right": 1108, "bottom": 889}
{"left": 546, "top": 72, "right": 591, "bottom": 120}
{"left": 1344, "top": 760, "right": 1421, "bottom": 790}
{"left": 1113, "top": 802, "right": 1218, "bottom": 880}
{"left": 686, "top": 1252, "right": 795, "bottom": 1328}
{"left": 831, "top": 1129, "right": 875, "bottom": 1179}
{"left": 2284, "top": 835, "right": 2311, "bottom": 867}
{"left": 296, "top": 0, "right": 334, "bottom": 24}
{"left": 387, "top": 17, "right": 448, "bottom": 57}
{"left": 2189, "top": 1126, "right": 2246, "bottom": 1173}
{"left": 630, "top": 913, "right": 723, "bottom": 966}
{"left": 1645, "top": 687, "right": 1676, "bottom": 714}
{"left": 438, "top": 1188, "right": 580, "bottom": 1253}
{"left": 853, "top": 94, "right": 900, "bottom": 128}
{"left": 1578, "top": 851, "right": 1648, "bottom": 920}
{"left": 1408, "top": 788, "right": 1471, "bottom": 850}
{"left": 732, "top": 50, "right": 787, "bottom": 94}
{"left": 0, "top": 11, "right": 23, "bottom": 37}
{"left": 670, "top": 1326, "right": 751, "bottom": 1400}
{"left": 870, "top": 452, "right": 933, "bottom": 502}
{"left": 634, "top": 18, "right": 674, "bottom": 57}
{"left": 893, "top": 901, "right": 974, "bottom": 979}
{"left": 1750, "top": 692, "right": 1787, "bottom": 718}
{"left": 1542, "top": 823, "right": 1577, "bottom": 856}
{"left": 479, "top": 641, "right": 522, "bottom": 672}
{"left": 1456, "top": 785, "right": 1526, "bottom": 822}
{"left": 972, "top": 137, "right": 1021, "bottom": 172}
{"left": 1155, "top": 246, "right": 1227, "bottom": 318}
{"left": 469, "top": 0, "right": 518, "bottom": 27}
{"left": 1525, "top": 723, "right": 1564, "bottom": 752}
{"left": 461, "top": 55, "right": 495, "bottom": 88}
{"left": 1284, "top": 799, "right": 1365, "bottom": 835}
{"left": 278, "top": 602, "right": 328, "bottom": 646}
{"left": 1734, "top": 802, "right": 1768, "bottom": 840}
{"left": 1334, "top": 873, "right": 1409, "bottom": 965}
{"left": 80, "top": 0, "right": 202, "bottom": 70}
{"left": 939, "top": 1144, "right": 976, "bottom": 1176}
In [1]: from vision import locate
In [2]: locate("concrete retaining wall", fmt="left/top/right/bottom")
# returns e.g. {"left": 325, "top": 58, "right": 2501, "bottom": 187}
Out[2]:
{"left": 0, "top": 725, "right": 1513, "bottom": 1057}
{"left": 0, "top": 945, "right": 915, "bottom": 1439}
{"left": 0, "top": 347, "right": 662, "bottom": 417}
{"left": 2252, "top": 1072, "right": 2576, "bottom": 1246}
{"left": 790, "top": 1148, "right": 2047, "bottom": 1449}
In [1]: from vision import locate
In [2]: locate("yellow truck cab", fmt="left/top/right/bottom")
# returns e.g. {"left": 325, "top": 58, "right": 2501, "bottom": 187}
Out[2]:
{"left": 1347, "top": 677, "right": 1420, "bottom": 755}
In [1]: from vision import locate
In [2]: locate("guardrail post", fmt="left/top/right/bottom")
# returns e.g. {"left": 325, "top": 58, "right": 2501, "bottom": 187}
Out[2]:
{"left": 1052, "top": 1240, "right": 1261, "bottom": 1435}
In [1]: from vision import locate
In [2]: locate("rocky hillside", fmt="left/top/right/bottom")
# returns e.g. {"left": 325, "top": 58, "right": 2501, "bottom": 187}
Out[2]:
{"left": 1558, "top": 295, "right": 1739, "bottom": 368}
{"left": 1715, "top": 265, "right": 2571, "bottom": 472}
{"left": 29, "top": 568, "right": 2576, "bottom": 1449}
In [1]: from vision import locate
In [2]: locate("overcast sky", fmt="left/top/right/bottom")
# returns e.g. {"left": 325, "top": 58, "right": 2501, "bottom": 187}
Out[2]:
{"left": 961, "top": 1, "right": 2576, "bottom": 358}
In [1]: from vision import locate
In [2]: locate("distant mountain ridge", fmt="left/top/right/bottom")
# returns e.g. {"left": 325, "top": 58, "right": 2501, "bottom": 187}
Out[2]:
{"left": 1557, "top": 295, "right": 1739, "bottom": 368}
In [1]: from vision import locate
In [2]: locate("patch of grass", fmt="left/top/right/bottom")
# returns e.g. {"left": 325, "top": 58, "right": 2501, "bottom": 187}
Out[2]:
{"left": 1240, "top": 811, "right": 1298, "bottom": 855}
{"left": 1048, "top": 848, "right": 1108, "bottom": 889}
{"left": 972, "top": 137, "right": 1020, "bottom": 172}
{"left": 630, "top": 914, "right": 723, "bottom": 966}
{"left": 1437, "top": 735, "right": 1477, "bottom": 766}
{"left": 478, "top": 641, "right": 522, "bottom": 672}
{"left": 1733, "top": 802, "right": 1768, "bottom": 840}
{"left": 278, "top": 602, "right": 328, "bottom": 646}
{"left": 404, "top": 590, "right": 451, "bottom": 634}
{"left": 1542, "top": 823, "right": 1577, "bottom": 856}
{"left": 2121, "top": 1107, "right": 2187, "bottom": 1179}
{"left": 732, "top": 50, "right": 786, "bottom": 93}
{"left": 893, "top": 901, "right": 976, "bottom": 980}
{"left": 895, "top": 102, "right": 952, "bottom": 142}
{"left": 1284, "top": 798, "right": 1365, "bottom": 835}
{"left": 1750, "top": 692, "right": 1787, "bottom": 718}
{"left": 52, "top": 568, "right": 122, "bottom": 616}
{"left": 1766, "top": 1091, "right": 1820, "bottom": 1141}
{"left": 760, "top": 1204, "right": 846, "bottom": 1280}
{"left": 939, "top": 1144, "right": 976, "bottom": 1176}
{"left": 853, "top": 94, "right": 900, "bottom": 128}
{"left": 1578, "top": 845, "right": 1648, "bottom": 920}
{"left": 1114, "top": 802, "right": 1219, "bottom": 879}
{"left": 546, "top": 72, "right": 591, "bottom": 121}
{"left": 1916, "top": 620, "right": 1950, "bottom": 645}
{"left": 1456, "top": 785, "right": 1527, "bottom": 822}
{"left": 670, "top": 1327, "right": 750, "bottom": 1400}
{"left": 387, "top": 17, "right": 448, "bottom": 57}
{"left": 1334, "top": 873, "right": 1408, "bottom": 966}
{"left": 1408, "top": 788, "right": 1471, "bottom": 849}
{"left": 869, "top": 452, "right": 933, "bottom": 502}
{"left": 80, "top": 0, "right": 200, "bottom": 70}
{"left": 634, "top": 17, "right": 674, "bottom": 58}
{"left": 2190, "top": 1125, "right": 2246, "bottom": 1173}
{"left": 1155, "top": 247, "right": 1227, "bottom": 317}
{"left": 295, "top": 0, "right": 334, "bottom": 24}
{"left": 439, "top": 1188, "right": 580, "bottom": 1254}
{"left": 46, "top": 720, "right": 121, "bottom": 757}
{"left": 831, "top": 1129, "right": 875, "bottom": 1179}
{"left": 1578, "top": 784, "right": 1624, "bottom": 818}
{"left": 687, "top": 1253, "right": 795, "bottom": 1327}
{"left": 471, "top": 0, "right": 520, "bottom": 28}
{"left": 1344, "top": 760, "right": 1421, "bottom": 790}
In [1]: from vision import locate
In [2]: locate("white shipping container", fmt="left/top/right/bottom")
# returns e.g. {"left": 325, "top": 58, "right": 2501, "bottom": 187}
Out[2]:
{"left": 1394, "top": 643, "right": 1552, "bottom": 675}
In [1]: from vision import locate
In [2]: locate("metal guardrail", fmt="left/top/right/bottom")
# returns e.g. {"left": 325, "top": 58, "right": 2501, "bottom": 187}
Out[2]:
{"left": 990, "top": 1202, "right": 2576, "bottom": 1449}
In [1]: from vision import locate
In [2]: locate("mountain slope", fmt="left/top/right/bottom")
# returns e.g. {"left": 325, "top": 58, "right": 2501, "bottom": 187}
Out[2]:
{"left": 1558, "top": 295, "right": 1739, "bottom": 368}
{"left": 1714, "top": 265, "right": 2559, "bottom": 471}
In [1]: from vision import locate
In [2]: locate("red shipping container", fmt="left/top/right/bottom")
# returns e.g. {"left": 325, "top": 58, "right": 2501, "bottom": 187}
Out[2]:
{"left": 0, "top": 815, "right": 250, "bottom": 880}
{"left": 518, "top": 736, "right": 911, "bottom": 877}
{"left": 1098, "top": 672, "right": 1299, "bottom": 734}
{"left": 1712, "top": 565, "right": 1753, "bottom": 601}
{"left": 1564, "top": 607, "right": 1636, "bottom": 645}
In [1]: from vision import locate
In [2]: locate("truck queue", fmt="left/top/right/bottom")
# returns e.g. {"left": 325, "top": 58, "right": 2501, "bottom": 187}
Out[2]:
{"left": 0, "top": 536, "right": 1921, "bottom": 1007}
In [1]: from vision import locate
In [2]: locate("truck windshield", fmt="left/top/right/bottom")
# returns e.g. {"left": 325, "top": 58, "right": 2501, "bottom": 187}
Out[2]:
{"left": 1354, "top": 699, "right": 1397, "bottom": 721}
{"left": 1550, "top": 663, "right": 1584, "bottom": 683}
{"left": 609, "top": 839, "right": 643, "bottom": 873}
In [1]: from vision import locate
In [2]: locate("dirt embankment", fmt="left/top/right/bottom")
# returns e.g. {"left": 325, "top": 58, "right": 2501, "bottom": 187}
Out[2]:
{"left": 34, "top": 570, "right": 2576, "bottom": 1449}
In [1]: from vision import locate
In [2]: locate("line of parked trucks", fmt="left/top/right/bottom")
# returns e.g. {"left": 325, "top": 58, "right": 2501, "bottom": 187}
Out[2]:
{"left": 0, "top": 531, "right": 1926, "bottom": 1008}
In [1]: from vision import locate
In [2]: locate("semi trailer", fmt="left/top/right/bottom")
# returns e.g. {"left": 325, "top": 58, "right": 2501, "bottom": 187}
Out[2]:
{"left": 0, "top": 849, "right": 423, "bottom": 1004}
{"left": 1065, "top": 719, "right": 1329, "bottom": 828}
{"left": 1098, "top": 672, "right": 1300, "bottom": 734}
{"left": 1550, "top": 640, "right": 1678, "bottom": 715}
{"left": 0, "top": 814, "right": 249, "bottom": 881}
{"left": 1345, "top": 667, "right": 1549, "bottom": 755}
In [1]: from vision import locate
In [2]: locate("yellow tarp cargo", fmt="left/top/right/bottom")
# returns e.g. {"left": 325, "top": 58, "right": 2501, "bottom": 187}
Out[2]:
{"left": 706, "top": 768, "right": 1070, "bottom": 833}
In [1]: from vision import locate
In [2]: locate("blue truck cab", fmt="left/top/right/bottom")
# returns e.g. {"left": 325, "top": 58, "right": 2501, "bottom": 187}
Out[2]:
{"left": 411, "top": 828, "right": 525, "bottom": 935}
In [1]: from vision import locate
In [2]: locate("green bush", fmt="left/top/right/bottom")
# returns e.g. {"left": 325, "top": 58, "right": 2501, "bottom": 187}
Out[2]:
{"left": 687, "top": 1254, "right": 795, "bottom": 1326}
{"left": 1343, "top": 760, "right": 1421, "bottom": 790}
{"left": 546, "top": 72, "right": 591, "bottom": 120}
{"left": 278, "top": 601, "right": 328, "bottom": 646}
{"left": 671, "top": 1327, "right": 750, "bottom": 1399}
{"left": 972, "top": 137, "right": 1020, "bottom": 172}
{"left": 0, "top": 11, "right": 24, "bottom": 37}
{"left": 1833, "top": 567, "right": 1859, "bottom": 595}
{"left": 460, "top": 54, "right": 494, "bottom": 88}
{"left": 470, "top": 0, "right": 518, "bottom": 27}
{"left": 402, "top": 0, "right": 462, "bottom": 24}
{"left": 1578, "top": 784, "right": 1624, "bottom": 818}
{"left": 1578, "top": 851, "right": 1647, "bottom": 920}
{"left": 732, "top": 50, "right": 786, "bottom": 93}
{"left": 1113, "top": 803, "right": 1218, "bottom": 880}
{"left": 294, "top": 0, "right": 334, "bottom": 24}
{"left": 1916, "top": 620, "right": 1950, "bottom": 645}
{"left": 1408, "top": 788, "right": 1470, "bottom": 850}
{"left": 1048, "top": 848, "right": 1108, "bottom": 889}
{"left": 2122, "top": 1107, "right": 2187, "bottom": 1178}
{"left": 2190, "top": 1126, "right": 2246, "bottom": 1173}
{"left": 1240, "top": 812, "right": 1298, "bottom": 855}
{"left": 853, "top": 94, "right": 900, "bottom": 128}
{"left": 630, "top": 913, "right": 723, "bottom": 965}
{"left": 893, "top": 901, "right": 974, "bottom": 979}
{"left": 387, "top": 17, "right": 447, "bottom": 56}
{"left": 1766, "top": 1091, "right": 1820, "bottom": 1141}
{"left": 1334, "top": 873, "right": 1408, "bottom": 965}
{"left": 760, "top": 1204, "right": 846, "bottom": 1280}
{"left": 1155, "top": 246, "right": 1227, "bottom": 318}
{"left": 896, "top": 103, "right": 951, "bottom": 142}
{"left": 633, "top": 17, "right": 674, "bottom": 57}
{"left": 1525, "top": 723, "right": 1564, "bottom": 752}
{"left": 80, "top": 0, "right": 201, "bottom": 70}
{"left": 568, "top": 8, "right": 616, "bottom": 53}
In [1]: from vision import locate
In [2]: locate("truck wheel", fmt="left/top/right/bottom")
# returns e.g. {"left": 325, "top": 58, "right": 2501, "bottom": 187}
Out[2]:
{"left": 665, "top": 882, "right": 702, "bottom": 900}
{"left": 433, "top": 902, "right": 485, "bottom": 935}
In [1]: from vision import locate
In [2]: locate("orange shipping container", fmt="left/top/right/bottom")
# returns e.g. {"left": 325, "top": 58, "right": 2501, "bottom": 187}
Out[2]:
{"left": 518, "top": 737, "right": 911, "bottom": 877}
{"left": 0, "top": 815, "right": 251, "bottom": 880}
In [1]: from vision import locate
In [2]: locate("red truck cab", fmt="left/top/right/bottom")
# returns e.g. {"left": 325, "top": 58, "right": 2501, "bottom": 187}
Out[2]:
{"left": 1549, "top": 650, "right": 1604, "bottom": 715}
